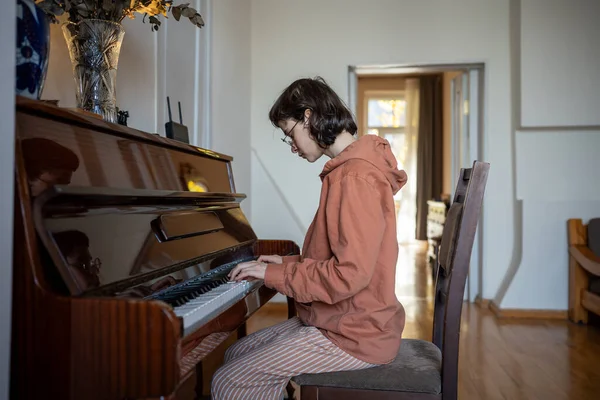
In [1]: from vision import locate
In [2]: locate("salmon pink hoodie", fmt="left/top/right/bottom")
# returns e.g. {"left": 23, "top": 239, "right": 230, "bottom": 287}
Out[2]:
{"left": 264, "top": 134, "right": 408, "bottom": 364}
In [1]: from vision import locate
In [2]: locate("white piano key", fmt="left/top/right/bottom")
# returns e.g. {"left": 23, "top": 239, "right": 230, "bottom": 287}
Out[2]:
{"left": 172, "top": 280, "right": 260, "bottom": 336}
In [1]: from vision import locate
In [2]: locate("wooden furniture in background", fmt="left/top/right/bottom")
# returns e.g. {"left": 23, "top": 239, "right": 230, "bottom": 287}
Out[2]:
{"left": 292, "top": 161, "right": 490, "bottom": 400}
{"left": 568, "top": 218, "right": 600, "bottom": 324}
{"left": 426, "top": 200, "right": 449, "bottom": 276}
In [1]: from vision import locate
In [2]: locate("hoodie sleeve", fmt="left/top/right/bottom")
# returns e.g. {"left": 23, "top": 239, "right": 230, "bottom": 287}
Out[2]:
{"left": 264, "top": 175, "right": 385, "bottom": 305}
{"left": 281, "top": 255, "right": 301, "bottom": 263}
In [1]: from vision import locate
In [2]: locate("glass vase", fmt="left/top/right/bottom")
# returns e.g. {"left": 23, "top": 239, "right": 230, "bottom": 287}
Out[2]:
{"left": 62, "top": 19, "right": 125, "bottom": 123}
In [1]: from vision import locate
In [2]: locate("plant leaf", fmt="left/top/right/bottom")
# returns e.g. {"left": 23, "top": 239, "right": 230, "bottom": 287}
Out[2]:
{"left": 171, "top": 5, "right": 182, "bottom": 21}
{"left": 33, "top": 0, "right": 203, "bottom": 29}
{"left": 149, "top": 15, "right": 161, "bottom": 26}
{"left": 190, "top": 14, "right": 204, "bottom": 28}
{"left": 181, "top": 7, "right": 195, "bottom": 18}
{"left": 36, "top": 0, "right": 65, "bottom": 16}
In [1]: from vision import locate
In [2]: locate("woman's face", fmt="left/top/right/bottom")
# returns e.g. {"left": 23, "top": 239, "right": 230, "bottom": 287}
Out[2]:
{"left": 29, "top": 168, "right": 74, "bottom": 197}
{"left": 279, "top": 116, "right": 325, "bottom": 163}
{"left": 66, "top": 246, "right": 101, "bottom": 290}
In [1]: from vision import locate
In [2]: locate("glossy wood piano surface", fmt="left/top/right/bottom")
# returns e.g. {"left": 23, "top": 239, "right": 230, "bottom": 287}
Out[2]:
{"left": 11, "top": 97, "right": 299, "bottom": 400}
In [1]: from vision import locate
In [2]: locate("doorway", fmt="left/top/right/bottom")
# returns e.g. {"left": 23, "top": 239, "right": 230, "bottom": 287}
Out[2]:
{"left": 348, "top": 63, "right": 485, "bottom": 302}
{"left": 356, "top": 77, "right": 418, "bottom": 244}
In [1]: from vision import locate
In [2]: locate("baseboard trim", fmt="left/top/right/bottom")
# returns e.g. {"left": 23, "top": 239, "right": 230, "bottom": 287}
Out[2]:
{"left": 489, "top": 300, "right": 567, "bottom": 319}
{"left": 269, "top": 297, "right": 568, "bottom": 319}
{"left": 474, "top": 296, "right": 491, "bottom": 308}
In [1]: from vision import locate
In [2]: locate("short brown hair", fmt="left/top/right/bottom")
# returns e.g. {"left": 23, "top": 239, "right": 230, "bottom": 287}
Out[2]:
{"left": 53, "top": 230, "right": 89, "bottom": 257}
{"left": 269, "top": 77, "right": 357, "bottom": 148}
{"left": 21, "top": 138, "right": 79, "bottom": 178}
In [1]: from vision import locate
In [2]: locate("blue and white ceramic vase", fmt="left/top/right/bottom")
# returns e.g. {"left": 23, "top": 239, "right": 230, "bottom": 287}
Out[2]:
{"left": 16, "top": 0, "right": 50, "bottom": 100}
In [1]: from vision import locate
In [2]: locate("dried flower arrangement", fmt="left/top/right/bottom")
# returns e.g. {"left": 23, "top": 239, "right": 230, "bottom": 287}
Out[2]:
{"left": 35, "top": 0, "right": 204, "bottom": 31}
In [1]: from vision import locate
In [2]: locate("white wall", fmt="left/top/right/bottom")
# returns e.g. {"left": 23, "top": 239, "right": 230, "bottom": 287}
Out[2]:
{"left": 502, "top": 129, "right": 600, "bottom": 309}
{"left": 1, "top": 1, "right": 15, "bottom": 398}
{"left": 250, "top": 0, "right": 513, "bottom": 301}
{"left": 515, "top": 131, "right": 600, "bottom": 202}
{"left": 498, "top": 0, "right": 600, "bottom": 310}
{"left": 520, "top": 0, "right": 600, "bottom": 127}
{"left": 503, "top": 199, "right": 599, "bottom": 309}
{"left": 157, "top": 0, "right": 211, "bottom": 148}
{"left": 209, "top": 0, "right": 252, "bottom": 217}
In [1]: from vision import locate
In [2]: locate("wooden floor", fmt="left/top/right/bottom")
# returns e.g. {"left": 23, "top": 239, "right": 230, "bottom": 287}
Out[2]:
{"left": 246, "top": 242, "right": 600, "bottom": 400}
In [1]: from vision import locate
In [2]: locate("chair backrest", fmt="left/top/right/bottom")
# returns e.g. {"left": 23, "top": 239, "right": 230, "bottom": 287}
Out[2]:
{"left": 431, "top": 160, "right": 490, "bottom": 400}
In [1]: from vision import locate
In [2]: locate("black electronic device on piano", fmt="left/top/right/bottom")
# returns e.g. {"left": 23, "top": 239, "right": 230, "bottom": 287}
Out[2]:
{"left": 11, "top": 97, "right": 299, "bottom": 400}
{"left": 165, "top": 96, "right": 190, "bottom": 143}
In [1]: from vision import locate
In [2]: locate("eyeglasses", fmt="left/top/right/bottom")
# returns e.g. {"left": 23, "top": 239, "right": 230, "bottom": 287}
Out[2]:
{"left": 70, "top": 257, "right": 102, "bottom": 274}
{"left": 281, "top": 120, "right": 300, "bottom": 147}
{"left": 84, "top": 257, "right": 102, "bottom": 273}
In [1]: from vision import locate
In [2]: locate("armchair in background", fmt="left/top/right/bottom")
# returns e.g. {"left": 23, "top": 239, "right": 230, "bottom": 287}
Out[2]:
{"left": 568, "top": 218, "right": 600, "bottom": 324}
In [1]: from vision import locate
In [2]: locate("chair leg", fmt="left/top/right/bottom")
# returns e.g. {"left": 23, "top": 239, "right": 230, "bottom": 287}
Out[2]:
{"left": 287, "top": 296, "right": 297, "bottom": 319}
{"left": 237, "top": 322, "right": 247, "bottom": 338}
{"left": 569, "top": 256, "right": 589, "bottom": 324}
{"left": 286, "top": 381, "right": 296, "bottom": 399}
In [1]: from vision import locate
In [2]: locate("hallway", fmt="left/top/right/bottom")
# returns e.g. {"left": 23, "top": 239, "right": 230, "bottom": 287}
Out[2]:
{"left": 247, "top": 243, "right": 600, "bottom": 399}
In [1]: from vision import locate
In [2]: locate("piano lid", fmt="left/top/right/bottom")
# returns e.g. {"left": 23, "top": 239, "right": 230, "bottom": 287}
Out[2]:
{"left": 33, "top": 186, "right": 257, "bottom": 297}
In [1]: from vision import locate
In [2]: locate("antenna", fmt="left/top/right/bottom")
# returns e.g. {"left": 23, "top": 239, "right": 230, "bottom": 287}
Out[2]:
{"left": 178, "top": 101, "right": 183, "bottom": 124}
{"left": 166, "top": 96, "right": 173, "bottom": 122}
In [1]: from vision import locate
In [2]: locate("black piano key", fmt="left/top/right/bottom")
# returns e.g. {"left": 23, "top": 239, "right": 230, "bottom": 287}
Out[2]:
{"left": 152, "top": 275, "right": 233, "bottom": 309}
{"left": 181, "top": 282, "right": 207, "bottom": 291}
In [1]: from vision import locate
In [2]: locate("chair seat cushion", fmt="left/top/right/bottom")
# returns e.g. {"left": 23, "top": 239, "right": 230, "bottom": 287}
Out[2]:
{"left": 291, "top": 339, "right": 442, "bottom": 394}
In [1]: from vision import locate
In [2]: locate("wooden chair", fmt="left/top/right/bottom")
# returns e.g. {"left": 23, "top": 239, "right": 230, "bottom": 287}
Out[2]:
{"left": 568, "top": 218, "right": 600, "bottom": 324}
{"left": 291, "top": 160, "right": 490, "bottom": 400}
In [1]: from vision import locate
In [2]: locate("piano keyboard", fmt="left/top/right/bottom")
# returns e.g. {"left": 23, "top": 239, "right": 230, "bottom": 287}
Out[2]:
{"left": 150, "top": 261, "right": 260, "bottom": 336}
{"left": 173, "top": 280, "right": 258, "bottom": 336}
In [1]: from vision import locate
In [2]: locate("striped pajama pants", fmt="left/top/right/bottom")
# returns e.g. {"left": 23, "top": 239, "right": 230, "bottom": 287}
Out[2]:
{"left": 211, "top": 316, "right": 375, "bottom": 399}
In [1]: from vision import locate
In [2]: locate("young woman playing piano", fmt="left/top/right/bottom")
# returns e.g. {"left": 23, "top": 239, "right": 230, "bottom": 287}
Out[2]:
{"left": 212, "top": 77, "right": 408, "bottom": 400}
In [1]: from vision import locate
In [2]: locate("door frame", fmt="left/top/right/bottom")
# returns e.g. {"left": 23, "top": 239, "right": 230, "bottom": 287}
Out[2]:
{"left": 348, "top": 62, "right": 486, "bottom": 302}
{"left": 450, "top": 69, "right": 485, "bottom": 301}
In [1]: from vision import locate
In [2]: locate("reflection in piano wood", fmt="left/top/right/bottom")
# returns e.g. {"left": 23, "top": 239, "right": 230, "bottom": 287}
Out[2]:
{"left": 21, "top": 137, "right": 81, "bottom": 197}
{"left": 11, "top": 97, "right": 300, "bottom": 400}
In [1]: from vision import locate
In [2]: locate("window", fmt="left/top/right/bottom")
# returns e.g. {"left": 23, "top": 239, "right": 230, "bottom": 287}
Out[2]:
{"left": 367, "top": 99, "right": 407, "bottom": 128}
{"left": 365, "top": 94, "right": 409, "bottom": 168}
{"left": 364, "top": 91, "right": 417, "bottom": 244}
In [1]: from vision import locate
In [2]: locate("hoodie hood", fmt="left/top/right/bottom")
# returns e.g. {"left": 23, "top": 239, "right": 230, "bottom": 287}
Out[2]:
{"left": 320, "top": 135, "right": 408, "bottom": 194}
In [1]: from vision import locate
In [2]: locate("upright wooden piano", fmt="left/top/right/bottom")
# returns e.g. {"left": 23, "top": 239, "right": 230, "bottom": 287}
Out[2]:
{"left": 11, "top": 97, "right": 298, "bottom": 399}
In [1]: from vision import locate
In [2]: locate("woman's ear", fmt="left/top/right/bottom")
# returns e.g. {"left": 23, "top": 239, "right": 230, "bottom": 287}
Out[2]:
{"left": 303, "top": 109, "right": 312, "bottom": 126}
